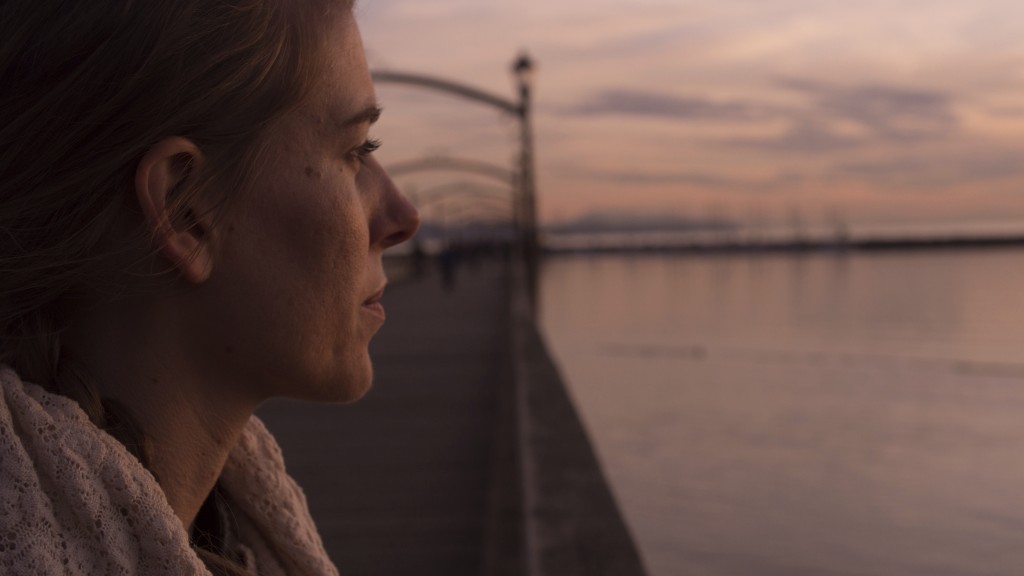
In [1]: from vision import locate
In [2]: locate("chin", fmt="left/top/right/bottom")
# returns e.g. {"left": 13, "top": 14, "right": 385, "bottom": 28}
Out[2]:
{"left": 336, "top": 374, "right": 373, "bottom": 404}
{"left": 314, "top": 356, "right": 375, "bottom": 404}
{"left": 275, "top": 346, "right": 377, "bottom": 404}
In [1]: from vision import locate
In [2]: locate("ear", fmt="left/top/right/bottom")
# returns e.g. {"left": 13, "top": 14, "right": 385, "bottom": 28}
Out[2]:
{"left": 134, "top": 137, "right": 213, "bottom": 284}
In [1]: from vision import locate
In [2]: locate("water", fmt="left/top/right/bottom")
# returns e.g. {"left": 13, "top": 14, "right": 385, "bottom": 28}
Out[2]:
{"left": 538, "top": 248, "right": 1024, "bottom": 576}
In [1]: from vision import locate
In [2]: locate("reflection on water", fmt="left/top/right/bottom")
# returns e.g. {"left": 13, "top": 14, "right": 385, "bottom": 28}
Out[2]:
{"left": 539, "top": 249, "right": 1024, "bottom": 576}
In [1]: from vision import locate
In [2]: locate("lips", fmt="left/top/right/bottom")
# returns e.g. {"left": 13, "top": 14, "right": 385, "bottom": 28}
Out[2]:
{"left": 361, "top": 285, "right": 386, "bottom": 320}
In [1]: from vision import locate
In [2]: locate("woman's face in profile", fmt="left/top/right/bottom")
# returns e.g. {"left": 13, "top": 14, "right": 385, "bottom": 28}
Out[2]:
{"left": 192, "top": 11, "right": 418, "bottom": 405}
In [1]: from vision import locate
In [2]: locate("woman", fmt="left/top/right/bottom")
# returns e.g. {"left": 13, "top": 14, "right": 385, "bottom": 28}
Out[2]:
{"left": 0, "top": 0, "right": 419, "bottom": 574}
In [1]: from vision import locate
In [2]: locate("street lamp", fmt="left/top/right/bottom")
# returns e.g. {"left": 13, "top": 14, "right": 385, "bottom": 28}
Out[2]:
{"left": 511, "top": 52, "right": 537, "bottom": 253}
{"left": 512, "top": 53, "right": 535, "bottom": 108}
{"left": 511, "top": 52, "right": 539, "bottom": 307}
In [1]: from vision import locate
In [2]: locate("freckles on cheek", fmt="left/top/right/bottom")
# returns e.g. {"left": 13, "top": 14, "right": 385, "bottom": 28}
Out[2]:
{"left": 292, "top": 166, "right": 364, "bottom": 267}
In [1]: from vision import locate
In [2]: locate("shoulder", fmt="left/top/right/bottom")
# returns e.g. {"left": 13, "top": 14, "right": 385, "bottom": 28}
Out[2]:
{"left": 0, "top": 366, "right": 204, "bottom": 575}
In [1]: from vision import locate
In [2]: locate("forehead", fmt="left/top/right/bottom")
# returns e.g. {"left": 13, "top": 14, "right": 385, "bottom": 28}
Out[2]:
{"left": 304, "top": 11, "right": 378, "bottom": 133}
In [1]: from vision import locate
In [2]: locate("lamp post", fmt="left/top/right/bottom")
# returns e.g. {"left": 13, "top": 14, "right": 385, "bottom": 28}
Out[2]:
{"left": 512, "top": 54, "right": 536, "bottom": 250}
{"left": 512, "top": 53, "right": 539, "bottom": 300}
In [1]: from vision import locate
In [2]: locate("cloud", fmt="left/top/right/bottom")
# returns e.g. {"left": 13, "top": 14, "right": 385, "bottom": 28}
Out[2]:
{"left": 721, "top": 79, "right": 960, "bottom": 152}
{"left": 567, "top": 80, "right": 960, "bottom": 156}
{"left": 778, "top": 78, "right": 958, "bottom": 140}
{"left": 551, "top": 164, "right": 803, "bottom": 192}
{"left": 833, "top": 151, "right": 1024, "bottom": 188}
{"left": 724, "top": 119, "right": 862, "bottom": 152}
{"left": 567, "top": 89, "right": 772, "bottom": 122}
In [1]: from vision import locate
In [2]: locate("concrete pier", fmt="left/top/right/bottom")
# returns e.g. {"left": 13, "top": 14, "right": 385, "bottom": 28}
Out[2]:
{"left": 258, "top": 257, "right": 645, "bottom": 575}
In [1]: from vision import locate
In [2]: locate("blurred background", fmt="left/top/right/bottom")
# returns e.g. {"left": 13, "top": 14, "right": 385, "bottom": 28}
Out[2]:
{"left": 358, "top": 1, "right": 1024, "bottom": 574}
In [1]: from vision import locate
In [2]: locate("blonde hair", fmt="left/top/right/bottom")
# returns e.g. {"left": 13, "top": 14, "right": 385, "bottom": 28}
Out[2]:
{"left": 0, "top": 0, "right": 353, "bottom": 572}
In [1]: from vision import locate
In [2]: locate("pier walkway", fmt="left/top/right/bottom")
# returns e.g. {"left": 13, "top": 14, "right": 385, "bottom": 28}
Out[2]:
{"left": 258, "top": 257, "right": 645, "bottom": 576}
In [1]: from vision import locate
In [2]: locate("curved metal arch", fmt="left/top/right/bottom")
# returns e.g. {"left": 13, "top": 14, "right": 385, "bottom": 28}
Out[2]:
{"left": 372, "top": 70, "right": 522, "bottom": 116}
{"left": 414, "top": 181, "right": 514, "bottom": 203}
{"left": 387, "top": 156, "right": 518, "bottom": 185}
{"left": 419, "top": 193, "right": 513, "bottom": 218}
{"left": 439, "top": 202, "right": 516, "bottom": 225}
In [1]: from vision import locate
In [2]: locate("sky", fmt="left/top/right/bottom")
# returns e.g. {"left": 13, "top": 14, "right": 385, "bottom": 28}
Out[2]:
{"left": 357, "top": 0, "right": 1024, "bottom": 234}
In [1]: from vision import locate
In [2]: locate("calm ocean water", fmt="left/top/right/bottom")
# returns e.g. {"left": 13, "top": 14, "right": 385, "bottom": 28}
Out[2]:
{"left": 538, "top": 248, "right": 1024, "bottom": 576}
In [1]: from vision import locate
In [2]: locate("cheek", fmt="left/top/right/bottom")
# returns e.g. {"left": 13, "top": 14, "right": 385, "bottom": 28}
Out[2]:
{"left": 305, "top": 180, "right": 368, "bottom": 285}
{"left": 262, "top": 166, "right": 367, "bottom": 275}
{"left": 208, "top": 172, "right": 371, "bottom": 391}
{"left": 215, "top": 168, "right": 369, "bottom": 338}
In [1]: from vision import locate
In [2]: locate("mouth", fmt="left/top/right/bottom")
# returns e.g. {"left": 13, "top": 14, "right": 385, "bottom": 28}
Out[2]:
{"left": 361, "top": 285, "right": 387, "bottom": 321}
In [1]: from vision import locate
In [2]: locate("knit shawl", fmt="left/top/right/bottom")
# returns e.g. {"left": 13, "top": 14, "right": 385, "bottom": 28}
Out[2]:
{"left": 0, "top": 366, "right": 339, "bottom": 575}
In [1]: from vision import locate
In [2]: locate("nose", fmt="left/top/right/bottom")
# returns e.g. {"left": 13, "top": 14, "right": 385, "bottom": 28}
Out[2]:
{"left": 366, "top": 157, "right": 420, "bottom": 249}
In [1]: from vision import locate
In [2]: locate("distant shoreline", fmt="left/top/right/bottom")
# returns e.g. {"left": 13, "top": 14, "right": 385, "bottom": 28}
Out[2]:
{"left": 542, "top": 234, "right": 1024, "bottom": 255}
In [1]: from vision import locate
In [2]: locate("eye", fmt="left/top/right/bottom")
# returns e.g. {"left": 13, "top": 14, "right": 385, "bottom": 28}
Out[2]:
{"left": 352, "top": 137, "right": 382, "bottom": 163}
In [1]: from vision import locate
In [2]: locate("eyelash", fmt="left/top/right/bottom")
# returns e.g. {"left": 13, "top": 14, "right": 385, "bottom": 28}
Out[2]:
{"left": 353, "top": 137, "right": 382, "bottom": 162}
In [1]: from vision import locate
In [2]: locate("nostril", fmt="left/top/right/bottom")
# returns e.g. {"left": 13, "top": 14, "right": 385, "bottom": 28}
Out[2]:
{"left": 381, "top": 202, "right": 420, "bottom": 249}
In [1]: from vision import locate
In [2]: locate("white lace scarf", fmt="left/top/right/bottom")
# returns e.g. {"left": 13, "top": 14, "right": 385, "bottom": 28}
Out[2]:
{"left": 0, "top": 366, "right": 339, "bottom": 575}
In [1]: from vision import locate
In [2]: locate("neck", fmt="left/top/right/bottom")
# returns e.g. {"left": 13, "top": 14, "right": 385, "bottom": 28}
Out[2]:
{"left": 63, "top": 294, "right": 260, "bottom": 531}
{"left": 137, "top": 392, "right": 253, "bottom": 530}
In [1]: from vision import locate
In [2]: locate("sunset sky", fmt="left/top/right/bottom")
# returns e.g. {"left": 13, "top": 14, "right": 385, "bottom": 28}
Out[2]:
{"left": 358, "top": 0, "right": 1024, "bottom": 234}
